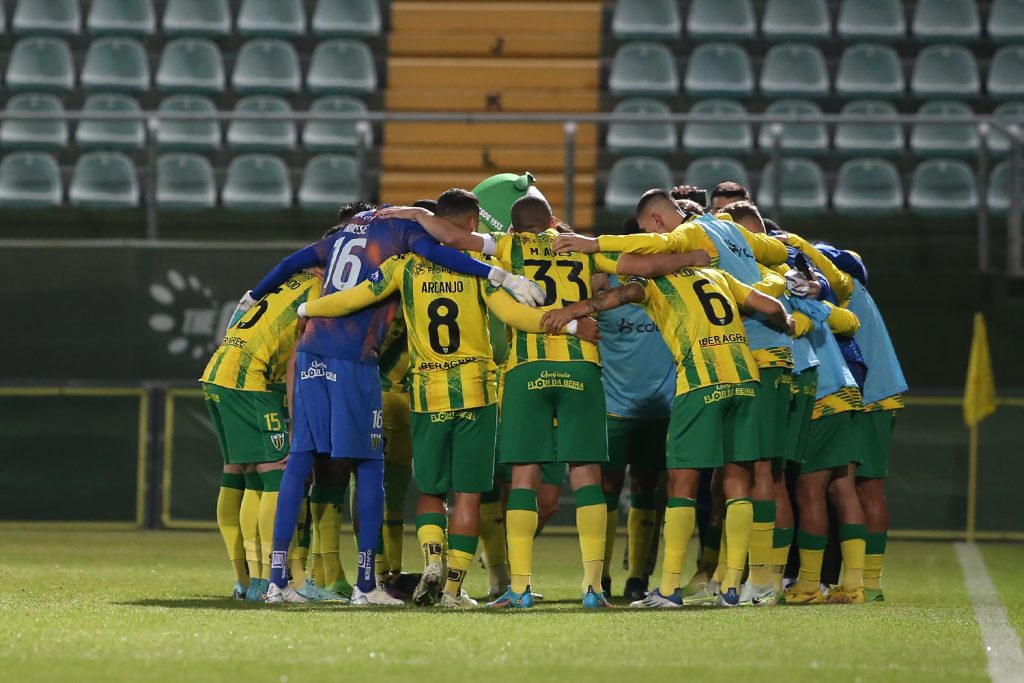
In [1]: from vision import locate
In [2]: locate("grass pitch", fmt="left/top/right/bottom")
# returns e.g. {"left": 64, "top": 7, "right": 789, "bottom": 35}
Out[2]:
{"left": 0, "top": 529, "right": 1020, "bottom": 683}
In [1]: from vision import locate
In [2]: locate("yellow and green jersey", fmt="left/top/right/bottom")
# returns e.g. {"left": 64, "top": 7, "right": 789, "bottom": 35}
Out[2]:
{"left": 636, "top": 267, "right": 760, "bottom": 396}
{"left": 379, "top": 317, "right": 409, "bottom": 394}
{"left": 201, "top": 272, "right": 321, "bottom": 391}
{"left": 813, "top": 385, "right": 864, "bottom": 419}
{"left": 863, "top": 394, "right": 904, "bottom": 412}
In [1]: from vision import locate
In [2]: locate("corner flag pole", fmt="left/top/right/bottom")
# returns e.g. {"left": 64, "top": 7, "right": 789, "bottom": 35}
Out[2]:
{"left": 963, "top": 312, "right": 996, "bottom": 543}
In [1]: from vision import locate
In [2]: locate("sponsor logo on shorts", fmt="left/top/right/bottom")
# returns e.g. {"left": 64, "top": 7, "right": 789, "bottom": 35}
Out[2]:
{"left": 271, "top": 433, "right": 286, "bottom": 451}
{"left": 702, "top": 384, "right": 756, "bottom": 405}
{"left": 527, "top": 369, "right": 585, "bottom": 392}
{"left": 300, "top": 360, "right": 337, "bottom": 382}
{"left": 430, "top": 410, "right": 478, "bottom": 423}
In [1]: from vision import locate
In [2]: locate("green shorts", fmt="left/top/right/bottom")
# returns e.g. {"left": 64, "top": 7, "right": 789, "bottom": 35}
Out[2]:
{"left": 851, "top": 409, "right": 897, "bottom": 479}
{"left": 783, "top": 369, "right": 818, "bottom": 464}
{"left": 411, "top": 404, "right": 497, "bottom": 495}
{"left": 801, "top": 411, "right": 858, "bottom": 474}
{"left": 494, "top": 423, "right": 567, "bottom": 486}
{"left": 667, "top": 381, "right": 760, "bottom": 470}
{"left": 604, "top": 416, "right": 668, "bottom": 473}
{"left": 755, "top": 367, "right": 792, "bottom": 462}
{"left": 499, "top": 361, "right": 608, "bottom": 465}
{"left": 202, "top": 382, "right": 289, "bottom": 465}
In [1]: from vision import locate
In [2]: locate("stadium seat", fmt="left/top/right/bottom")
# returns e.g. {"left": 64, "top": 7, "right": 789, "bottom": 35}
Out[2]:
{"left": 232, "top": 40, "right": 302, "bottom": 95}
{"left": 758, "top": 100, "right": 828, "bottom": 156}
{"left": 762, "top": 0, "right": 831, "bottom": 41}
{"left": 156, "top": 153, "right": 216, "bottom": 210}
{"left": 612, "top": 0, "right": 681, "bottom": 40}
{"left": 87, "top": 0, "right": 155, "bottom": 36}
{"left": 988, "top": 47, "right": 1024, "bottom": 100}
{"left": 910, "top": 101, "right": 979, "bottom": 158}
{"left": 76, "top": 94, "right": 145, "bottom": 150}
{"left": 835, "top": 44, "right": 904, "bottom": 100}
{"left": 69, "top": 151, "right": 140, "bottom": 208}
{"left": 238, "top": 0, "right": 305, "bottom": 37}
{"left": 908, "top": 159, "right": 978, "bottom": 216}
{"left": 0, "top": 153, "right": 63, "bottom": 207}
{"left": 685, "top": 43, "right": 753, "bottom": 99}
{"left": 80, "top": 38, "right": 150, "bottom": 93}
{"left": 605, "top": 157, "right": 672, "bottom": 212}
{"left": 912, "top": 0, "right": 981, "bottom": 43}
{"left": 162, "top": 0, "right": 230, "bottom": 37}
{"left": 834, "top": 100, "right": 904, "bottom": 157}
{"left": 222, "top": 154, "right": 293, "bottom": 211}
{"left": 758, "top": 159, "right": 827, "bottom": 213}
{"left": 156, "top": 39, "right": 225, "bottom": 94}
{"left": 987, "top": 102, "right": 1024, "bottom": 156}
{"left": 987, "top": 161, "right": 1021, "bottom": 214}
{"left": 683, "top": 157, "right": 750, "bottom": 191}
{"left": 686, "top": 0, "right": 755, "bottom": 41}
{"left": 836, "top": 0, "right": 906, "bottom": 41}
{"left": 299, "top": 155, "right": 360, "bottom": 210}
{"left": 607, "top": 99, "right": 676, "bottom": 156}
{"left": 609, "top": 43, "right": 678, "bottom": 98}
{"left": 1, "top": 94, "right": 69, "bottom": 150}
{"left": 760, "top": 44, "right": 829, "bottom": 99}
{"left": 307, "top": 40, "right": 377, "bottom": 95}
{"left": 312, "top": 0, "right": 381, "bottom": 38}
{"left": 6, "top": 38, "right": 75, "bottom": 92}
{"left": 683, "top": 100, "right": 751, "bottom": 156}
{"left": 833, "top": 158, "right": 903, "bottom": 214}
{"left": 303, "top": 96, "right": 370, "bottom": 152}
{"left": 12, "top": 0, "right": 80, "bottom": 36}
{"left": 911, "top": 46, "right": 980, "bottom": 99}
{"left": 227, "top": 96, "right": 297, "bottom": 152}
{"left": 157, "top": 95, "right": 220, "bottom": 151}
{"left": 988, "top": 0, "right": 1024, "bottom": 44}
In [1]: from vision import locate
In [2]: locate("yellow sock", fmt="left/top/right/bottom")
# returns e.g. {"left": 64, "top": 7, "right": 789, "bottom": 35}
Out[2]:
{"left": 627, "top": 498, "right": 657, "bottom": 579}
{"left": 506, "top": 488, "right": 538, "bottom": 594}
{"left": 602, "top": 493, "right": 619, "bottom": 579}
{"left": 659, "top": 498, "right": 696, "bottom": 596}
{"left": 574, "top": 485, "right": 607, "bottom": 593}
{"left": 319, "top": 500, "right": 344, "bottom": 586}
{"left": 748, "top": 500, "right": 776, "bottom": 587}
{"left": 239, "top": 480, "right": 262, "bottom": 580}
{"left": 864, "top": 531, "right": 887, "bottom": 590}
{"left": 309, "top": 499, "right": 326, "bottom": 586}
{"left": 771, "top": 527, "right": 794, "bottom": 594}
{"left": 444, "top": 535, "right": 478, "bottom": 596}
{"left": 478, "top": 500, "right": 508, "bottom": 570}
{"left": 415, "top": 512, "right": 447, "bottom": 568}
{"left": 216, "top": 474, "right": 247, "bottom": 585}
{"left": 795, "top": 530, "right": 827, "bottom": 593}
{"left": 712, "top": 523, "right": 728, "bottom": 584}
{"left": 382, "top": 511, "right": 405, "bottom": 574}
{"left": 839, "top": 524, "right": 867, "bottom": 591}
{"left": 723, "top": 498, "right": 753, "bottom": 591}
{"left": 257, "top": 470, "right": 283, "bottom": 578}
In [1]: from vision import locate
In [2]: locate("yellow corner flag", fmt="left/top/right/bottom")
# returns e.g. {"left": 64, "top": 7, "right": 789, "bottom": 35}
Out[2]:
{"left": 963, "top": 312, "right": 996, "bottom": 427}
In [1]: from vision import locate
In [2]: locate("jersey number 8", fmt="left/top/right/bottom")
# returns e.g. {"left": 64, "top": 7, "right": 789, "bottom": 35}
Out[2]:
{"left": 427, "top": 297, "right": 461, "bottom": 354}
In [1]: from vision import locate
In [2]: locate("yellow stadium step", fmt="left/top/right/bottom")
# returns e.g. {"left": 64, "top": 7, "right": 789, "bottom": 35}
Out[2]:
{"left": 382, "top": 145, "right": 598, "bottom": 173}
{"left": 388, "top": 57, "right": 598, "bottom": 91}
{"left": 380, "top": 171, "right": 594, "bottom": 207}
{"left": 384, "top": 122, "right": 598, "bottom": 147}
{"left": 389, "top": 33, "right": 600, "bottom": 58}
{"left": 390, "top": 2, "right": 602, "bottom": 35}
{"left": 386, "top": 89, "right": 598, "bottom": 113}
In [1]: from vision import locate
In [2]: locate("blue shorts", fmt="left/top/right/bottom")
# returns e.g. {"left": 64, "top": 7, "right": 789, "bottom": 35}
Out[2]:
{"left": 292, "top": 352, "right": 384, "bottom": 460}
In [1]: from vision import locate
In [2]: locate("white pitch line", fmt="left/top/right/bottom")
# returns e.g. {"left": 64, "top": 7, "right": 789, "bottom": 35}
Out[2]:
{"left": 956, "top": 542, "right": 1024, "bottom": 683}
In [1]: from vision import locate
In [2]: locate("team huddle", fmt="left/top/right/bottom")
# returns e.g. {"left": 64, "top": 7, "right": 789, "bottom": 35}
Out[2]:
{"left": 199, "top": 172, "right": 906, "bottom": 609}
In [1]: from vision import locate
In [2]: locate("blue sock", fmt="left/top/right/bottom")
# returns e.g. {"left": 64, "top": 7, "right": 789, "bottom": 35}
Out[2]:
{"left": 355, "top": 458, "right": 385, "bottom": 592}
{"left": 269, "top": 450, "right": 314, "bottom": 588}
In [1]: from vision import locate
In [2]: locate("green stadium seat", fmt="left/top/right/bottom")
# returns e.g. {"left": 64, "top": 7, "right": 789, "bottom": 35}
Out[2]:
{"left": 685, "top": 43, "right": 753, "bottom": 99}
{"left": 912, "top": 0, "right": 980, "bottom": 44}
{"left": 988, "top": 0, "right": 1024, "bottom": 44}
{"left": 683, "top": 157, "right": 749, "bottom": 191}
{"left": 227, "top": 96, "right": 297, "bottom": 152}
{"left": 156, "top": 39, "right": 225, "bottom": 94}
{"left": 910, "top": 101, "right": 979, "bottom": 158}
{"left": 834, "top": 100, "right": 904, "bottom": 157}
{"left": 683, "top": 100, "right": 751, "bottom": 156}
{"left": 87, "top": 0, "right": 155, "bottom": 36}
{"left": 157, "top": 153, "right": 216, "bottom": 210}
{"left": 237, "top": 0, "right": 306, "bottom": 38}
{"left": 605, "top": 157, "right": 672, "bottom": 212}
{"left": 222, "top": 154, "right": 293, "bottom": 211}
{"left": 12, "top": 0, "right": 80, "bottom": 36}
{"left": 911, "top": 45, "right": 980, "bottom": 99}
{"left": 76, "top": 94, "right": 145, "bottom": 150}
{"left": 312, "top": 0, "right": 381, "bottom": 38}
{"left": 6, "top": 38, "right": 75, "bottom": 92}
{"left": 80, "top": 38, "right": 150, "bottom": 93}
{"left": 609, "top": 43, "right": 678, "bottom": 98}
{"left": 299, "top": 155, "right": 360, "bottom": 210}
{"left": 0, "top": 4, "right": 6, "bottom": 34}
{"left": 986, "top": 161, "right": 1021, "bottom": 214}
{"left": 686, "top": 0, "right": 755, "bottom": 41}
{"left": 606, "top": 99, "right": 676, "bottom": 156}
{"left": 908, "top": 159, "right": 978, "bottom": 216}
{"left": 837, "top": 0, "right": 906, "bottom": 42}
{"left": 988, "top": 47, "right": 1024, "bottom": 101}
{"left": 157, "top": 95, "right": 220, "bottom": 151}
{"left": 835, "top": 44, "right": 904, "bottom": 100}
{"left": 232, "top": 40, "right": 301, "bottom": 95}
{"left": 986, "top": 102, "right": 1024, "bottom": 157}
{"left": 758, "top": 100, "right": 828, "bottom": 156}
{"left": 760, "top": 44, "right": 829, "bottom": 99}
{"left": 307, "top": 40, "right": 377, "bottom": 95}
{"left": 303, "top": 96, "right": 370, "bottom": 152}
{"left": 1, "top": 94, "right": 69, "bottom": 150}
{"left": 69, "top": 151, "right": 140, "bottom": 208}
{"left": 0, "top": 153, "right": 62, "bottom": 207}
{"left": 612, "top": 0, "right": 681, "bottom": 40}
{"left": 762, "top": 0, "right": 831, "bottom": 42}
{"left": 758, "top": 159, "right": 827, "bottom": 213}
{"left": 162, "top": 0, "right": 230, "bottom": 38}
{"left": 833, "top": 158, "right": 903, "bottom": 214}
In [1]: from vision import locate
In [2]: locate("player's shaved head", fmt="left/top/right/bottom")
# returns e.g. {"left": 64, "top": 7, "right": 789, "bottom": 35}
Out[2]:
{"left": 721, "top": 200, "right": 765, "bottom": 234}
{"left": 510, "top": 195, "right": 554, "bottom": 233}
{"left": 337, "top": 201, "right": 376, "bottom": 225}
{"left": 635, "top": 189, "right": 687, "bottom": 234}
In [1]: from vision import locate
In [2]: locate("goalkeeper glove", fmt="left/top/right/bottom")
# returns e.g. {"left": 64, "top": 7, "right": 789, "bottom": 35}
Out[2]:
{"left": 226, "top": 291, "right": 257, "bottom": 331}
{"left": 488, "top": 267, "right": 545, "bottom": 307}
{"left": 784, "top": 269, "right": 810, "bottom": 297}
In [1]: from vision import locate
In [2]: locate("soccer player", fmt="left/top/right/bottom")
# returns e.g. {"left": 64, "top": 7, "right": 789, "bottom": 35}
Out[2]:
{"left": 709, "top": 181, "right": 751, "bottom": 213}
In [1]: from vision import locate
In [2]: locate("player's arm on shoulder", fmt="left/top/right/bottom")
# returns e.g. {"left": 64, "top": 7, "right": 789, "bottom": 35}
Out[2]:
{"left": 777, "top": 232, "right": 853, "bottom": 303}
{"left": 300, "top": 258, "right": 401, "bottom": 318}
{"left": 614, "top": 249, "right": 712, "bottom": 277}
{"left": 540, "top": 278, "right": 647, "bottom": 334}
{"left": 484, "top": 286, "right": 599, "bottom": 342}
{"left": 825, "top": 301, "right": 860, "bottom": 336}
{"left": 740, "top": 226, "right": 789, "bottom": 266}
{"left": 791, "top": 311, "right": 814, "bottom": 338}
{"left": 753, "top": 263, "right": 787, "bottom": 297}
{"left": 593, "top": 229, "right": 691, "bottom": 255}
{"left": 381, "top": 206, "right": 488, "bottom": 252}
{"left": 725, "top": 271, "right": 794, "bottom": 334}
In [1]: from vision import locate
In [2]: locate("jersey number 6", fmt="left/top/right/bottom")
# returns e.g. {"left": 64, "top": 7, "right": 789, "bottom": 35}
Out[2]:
{"left": 693, "top": 279, "right": 734, "bottom": 326}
